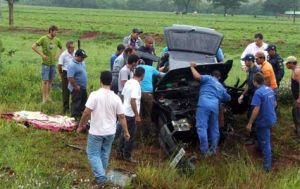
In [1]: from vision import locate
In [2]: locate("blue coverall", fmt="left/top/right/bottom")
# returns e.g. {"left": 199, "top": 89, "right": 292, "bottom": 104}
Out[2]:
{"left": 251, "top": 85, "right": 277, "bottom": 171}
{"left": 196, "top": 75, "right": 231, "bottom": 155}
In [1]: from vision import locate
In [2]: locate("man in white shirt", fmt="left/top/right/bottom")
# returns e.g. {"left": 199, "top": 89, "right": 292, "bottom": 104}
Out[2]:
{"left": 58, "top": 41, "right": 75, "bottom": 113}
{"left": 117, "top": 67, "right": 145, "bottom": 163}
{"left": 241, "top": 33, "right": 268, "bottom": 71}
{"left": 77, "top": 71, "right": 130, "bottom": 186}
{"left": 118, "top": 54, "right": 139, "bottom": 95}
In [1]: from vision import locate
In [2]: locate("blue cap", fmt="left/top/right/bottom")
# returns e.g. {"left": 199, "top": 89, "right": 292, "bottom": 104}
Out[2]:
{"left": 241, "top": 54, "right": 255, "bottom": 61}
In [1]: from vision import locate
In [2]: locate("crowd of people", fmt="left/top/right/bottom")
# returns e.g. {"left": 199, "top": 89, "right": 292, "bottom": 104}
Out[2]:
{"left": 31, "top": 25, "right": 300, "bottom": 186}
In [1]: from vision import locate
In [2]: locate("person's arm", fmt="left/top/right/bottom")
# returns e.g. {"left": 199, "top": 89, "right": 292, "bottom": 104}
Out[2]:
{"left": 77, "top": 107, "right": 92, "bottom": 133}
{"left": 58, "top": 54, "right": 64, "bottom": 79}
{"left": 68, "top": 77, "right": 80, "bottom": 92}
{"left": 31, "top": 43, "right": 48, "bottom": 61}
{"left": 190, "top": 62, "right": 201, "bottom": 81}
{"left": 130, "top": 98, "right": 141, "bottom": 123}
{"left": 118, "top": 114, "right": 130, "bottom": 141}
{"left": 277, "top": 59, "right": 285, "bottom": 83}
{"left": 246, "top": 106, "right": 260, "bottom": 132}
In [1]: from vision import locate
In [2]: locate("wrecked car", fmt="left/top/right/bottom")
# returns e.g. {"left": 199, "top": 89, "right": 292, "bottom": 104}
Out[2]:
{"left": 152, "top": 25, "right": 249, "bottom": 158}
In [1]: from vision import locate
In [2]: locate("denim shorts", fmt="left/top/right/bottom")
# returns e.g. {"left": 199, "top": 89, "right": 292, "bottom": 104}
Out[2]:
{"left": 41, "top": 64, "right": 56, "bottom": 81}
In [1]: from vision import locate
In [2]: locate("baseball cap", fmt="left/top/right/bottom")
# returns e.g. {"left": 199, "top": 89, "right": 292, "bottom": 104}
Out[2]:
{"left": 75, "top": 49, "right": 88, "bottom": 58}
{"left": 265, "top": 44, "right": 276, "bottom": 51}
{"left": 241, "top": 54, "right": 255, "bottom": 61}
{"left": 132, "top": 28, "right": 143, "bottom": 34}
{"left": 284, "top": 56, "right": 297, "bottom": 64}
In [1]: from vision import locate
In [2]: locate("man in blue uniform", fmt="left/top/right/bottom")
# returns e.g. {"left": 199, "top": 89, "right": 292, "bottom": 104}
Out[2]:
{"left": 246, "top": 73, "right": 277, "bottom": 171}
{"left": 190, "top": 63, "right": 231, "bottom": 155}
{"left": 266, "top": 44, "right": 284, "bottom": 87}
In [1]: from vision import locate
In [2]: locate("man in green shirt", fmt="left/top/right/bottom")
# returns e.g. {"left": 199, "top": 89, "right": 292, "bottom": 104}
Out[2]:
{"left": 32, "top": 25, "right": 63, "bottom": 103}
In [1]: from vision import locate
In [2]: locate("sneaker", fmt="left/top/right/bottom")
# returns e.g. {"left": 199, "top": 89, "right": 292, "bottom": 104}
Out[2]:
{"left": 244, "top": 138, "right": 255, "bottom": 145}
{"left": 123, "top": 157, "right": 137, "bottom": 163}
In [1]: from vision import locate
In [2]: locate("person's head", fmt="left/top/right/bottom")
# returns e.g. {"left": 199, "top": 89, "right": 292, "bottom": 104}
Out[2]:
{"left": 253, "top": 72, "right": 265, "bottom": 87}
{"left": 124, "top": 46, "right": 136, "bottom": 56}
{"left": 66, "top": 41, "right": 75, "bottom": 54}
{"left": 116, "top": 44, "right": 125, "bottom": 55}
{"left": 131, "top": 28, "right": 143, "bottom": 40}
{"left": 242, "top": 54, "right": 255, "bottom": 68}
{"left": 254, "top": 33, "right": 264, "bottom": 47}
{"left": 48, "top": 25, "right": 58, "bottom": 38}
{"left": 74, "top": 49, "right": 88, "bottom": 62}
{"left": 134, "top": 66, "right": 145, "bottom": 81}
{"left": 211, "top": 70, "right": 222, "bottom": 80}
{"left": 265, "top": 44, "right": 276, "bottom": 57}
{"left": 127, "top": 54, "right": 140, "bottom": 70}
{"left": 144, "top": 36, "right": 154, "bottom": 49}
{"left": 284, "top": 56, "right": 297, "bottom": 70}
{"left": 255, "top": 51, "right": 266, "bottom": 65}
{"left": 100, "top": 71, "right": 112, "bottom": 86}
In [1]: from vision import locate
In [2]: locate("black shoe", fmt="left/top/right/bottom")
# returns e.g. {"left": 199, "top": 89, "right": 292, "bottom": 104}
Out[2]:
{"left": 116, "top": 152, "right": 124, "bottom": 160}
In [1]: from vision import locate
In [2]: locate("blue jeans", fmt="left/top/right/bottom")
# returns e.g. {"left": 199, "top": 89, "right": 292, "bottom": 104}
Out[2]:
{"left": 41, "top": 64, "right": 56, "bottom": 81}
{"left": 86, "top": 134, "right": 115, "bottom": 183}
{"left": 196, "top": 107, "right": 219, "bottom": 155}
{"left": 256, "top": 127, "right": 272, "bottom": 171}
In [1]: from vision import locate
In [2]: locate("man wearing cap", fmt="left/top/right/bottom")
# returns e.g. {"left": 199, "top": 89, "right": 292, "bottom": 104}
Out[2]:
{"left": 285, "top": 56, "right": 300, "bottom": 137}
{"left": 67, "top": 49, "right": 88, "bottom": 120}
{"left": 240, "top": 33, "right": 268, "bottom": 71}
{"left": 255, "top": 51, "right": 277, "bottom": 92}
{"left": 123, "top": 28, "right": 144, "bottom": 49}
{"left": 239, "top": 54, "right": 261, "bottom": 144}
{"left": 266, "top": 44, "right": 284, "bottom": 87}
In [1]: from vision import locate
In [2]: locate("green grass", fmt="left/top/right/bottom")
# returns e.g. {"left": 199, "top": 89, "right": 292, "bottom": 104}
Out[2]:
{"left": 0, "top": 4, "right": 300, "bottom": 189}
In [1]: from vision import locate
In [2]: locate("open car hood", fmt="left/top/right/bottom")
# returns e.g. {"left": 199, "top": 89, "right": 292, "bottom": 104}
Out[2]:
{"left": 156, "top": 60, "right": 233, "bottom": 91}
{"left": 164, "top": 25, "right": 223, "bottom": 55}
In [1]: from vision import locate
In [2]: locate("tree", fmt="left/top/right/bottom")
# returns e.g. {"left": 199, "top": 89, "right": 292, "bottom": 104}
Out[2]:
{"left": 263, "top": 0, "right": 300, "bottom": 15}
{"left": 209, "top": 0, "right": 248, "bottom": 16}
{"left": 6, "top": 0, "right": 19, "bottom": 26}
{"left": 173, "top": 0, "right": 201, "bottom": 13}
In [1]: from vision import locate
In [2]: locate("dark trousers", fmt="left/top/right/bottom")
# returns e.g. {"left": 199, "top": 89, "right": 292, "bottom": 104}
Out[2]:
{"left": 118, "top": 116, "right": 136, "bottom": 159}
{"left": 292, "top": 102, "right": 300, "bottom": 136}
{"left": 62, "top": 71, "right": 70, "bottom": 113}
{"left": 71, "top": 88, "right": 87, "bottom": 119}
{"left": 140, "top": 93, "right": 154, "bottom": 137}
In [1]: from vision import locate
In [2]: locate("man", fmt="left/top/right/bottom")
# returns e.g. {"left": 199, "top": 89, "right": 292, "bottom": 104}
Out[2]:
{"left": 58, "top": 41, "right": 75, "bottom": 113}
{"left": 118, "top": 54, "right": 139, "bottom": 95}
{"left": 123, "top": 28, "right": 144, "bottom": 49}
{"left": 77, "top": 71, "right": 130, "bottom": 186}
{"left": 238, "top": 54, "right": 261, "bottom": 145}
{"left": 138, "top": 36, "right": 156, "bottom": 66}
{"left": 110, "top": 44, "right": 125, "bottom": 71}
{"left": 285, "top": 56, "right": 300, "bottom": 137}
{"left": 241, "top": 33, "right": 268, "bottom": 71}
{"left": 138, "top": 63, "right": 165, "bottom": 137}
{"left": 32, "top": 25, "right": 63, "bottom": 103}
{"left": 67, "top": 49, "right": 88, "bottom": 120}
{"left": 246, "top": 73, "right": 276, "bottom": 171}
{"left": 255, "top": 51, "right": 277, "bottom": 92}
{"left": 117, "top": 67, "right": 145, "bottom": 163}
{"left": 111, "top": 47, "right": 136, "bottom": 94}
{"left": 265, "top": 44, "right": 284, "bottom": 87}
{"left": 190, "top": 63, "right": 231, "bottom": 155}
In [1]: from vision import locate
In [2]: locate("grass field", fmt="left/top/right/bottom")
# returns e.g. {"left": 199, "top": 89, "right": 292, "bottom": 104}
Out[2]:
{"left": 0, "top": 4, "right": 300, "bottom": 189}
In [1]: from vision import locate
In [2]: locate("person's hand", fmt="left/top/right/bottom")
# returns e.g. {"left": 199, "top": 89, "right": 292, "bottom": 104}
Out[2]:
{"left": 124, "top": 131, "right": 130, "bottom": 141}
{"left": 135, "top": 115, "right": 141, "bottom": 124}
{"left": 77, "top": 125, "right": 86, "bottom": 133}
{"left": 74, "top": 85, "right": 81, "bottom": 92}
{"left": 238, "top": 95, "right": 244, "bottom": 104}
{"left": 190, "top": 62, "right": 196, "bottom": 68}
{"left": 296, "top": 98, "right": 300, "bottom": 107}
{"left": 42, "top": 55, "right": 49, "bottom": 61}
{"left": 246, "top": 123, "right": 252, "bottom": 133}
